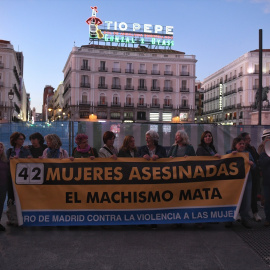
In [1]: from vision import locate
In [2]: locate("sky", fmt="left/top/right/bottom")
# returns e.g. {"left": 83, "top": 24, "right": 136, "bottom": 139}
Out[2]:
{"left": 1, "top": 0, "right": 270, "bottom": 113}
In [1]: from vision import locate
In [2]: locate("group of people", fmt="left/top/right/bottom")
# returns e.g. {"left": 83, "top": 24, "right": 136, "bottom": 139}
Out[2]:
{"left": 0, "top": 128, "right": 270, "bottom": 231}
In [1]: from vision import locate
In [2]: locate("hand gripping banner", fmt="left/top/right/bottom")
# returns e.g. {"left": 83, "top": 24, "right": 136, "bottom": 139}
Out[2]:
{"left": 10, "top": 153, "right": 250, "bottom": 226}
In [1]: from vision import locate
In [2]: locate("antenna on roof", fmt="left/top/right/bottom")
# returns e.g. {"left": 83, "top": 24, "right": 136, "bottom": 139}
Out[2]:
{"left": 74, "top": 41, "right": 76, "bottom": 47}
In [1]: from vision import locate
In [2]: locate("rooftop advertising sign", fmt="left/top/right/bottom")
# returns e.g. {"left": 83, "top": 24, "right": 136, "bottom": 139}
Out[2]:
{"left": 86, "top": 6, "right": 174, "bottom": 49}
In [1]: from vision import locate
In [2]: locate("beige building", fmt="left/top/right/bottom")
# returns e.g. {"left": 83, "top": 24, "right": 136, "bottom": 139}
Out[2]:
{"left": 0, "top": 40, "right": 30, "bottom": 122}
{"left": 62, "top": 45, "right": 197, "bottom": 122}
{"left": 202, "top": 49, "right": 270, "bottom": 125}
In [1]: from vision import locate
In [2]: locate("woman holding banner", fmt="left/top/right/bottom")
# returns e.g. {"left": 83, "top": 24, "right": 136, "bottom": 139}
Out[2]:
{"left": 168, "top": 130, "right": 195, "bottom": 158}
{"left": 196, "top": 131, "right": 220, "bottom": 158}
{"left": 0, "top": 142, "right": 10, "bottom": 231}
{"left": 118, "top": 135, "right": 139, "bottom": 157}
{"left": 42, "top": 134, "right": 69, "bottom": 159}
{"left": 98, "top": 131, "right": 118, "bottom": 159}
{"left": 72, "top": 134, "right": 98, "bottom": 159}
{"left": 139, "top": 130, "right": 167, "bottom": 161}
{"left": 226, "top": 136, "right": 255, "bottom": 229}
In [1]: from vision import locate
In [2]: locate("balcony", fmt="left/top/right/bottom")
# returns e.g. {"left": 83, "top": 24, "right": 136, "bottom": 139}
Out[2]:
{"left": 238, "top": 72, "right": 243, "bottom": 77}
{"left": 223, "top": 105, "right": 236, "bottom": 110}
{"left": 125, "top": 69, "right": 134, "bottom": 74}
{"left": 97, "top": 101, "right": 108, "bottom": 106}
{"left": 163, "top": 104, "right": 173, "bottom": 109}
{"left": 98, "top": 84, "right": 108, "bottom": 89}
{"left": 112, "top": 68, "right": 121, "bottom": 73}
{"left": 223, "top": 89, "right": 237, "bottom": 96}
{"left": 138, "top": 69, "right": 147, "bottom": 74}
{"left": 180, "top": 88, "right": 190, "bottom": 92}
{"left": 81, "top": 66, "right": 90, "bottom": 71}
{"left": 125, "top": 85, "right": 134, "bottom": 90}
{"left": 150, "top": 103, "right": 160, "bottom": 108}
{"left": 137, "top": 103, "right": 147, "bottom": 108}
{"left": 237, "top": 103, "right": 242, "bottom": 109}
{"left": 14, "top": 102, "right": 20, "bottom": 114}
{"left": 179, "top": 105, "right": 189, "bottom": 110}
{"left": 163, "top": 87, "right": 173, "bottom": 92}
{"left": 238, "top": 87, "right": 243, "bottom": 92}
{"left": 111, "top": 85, "right": 121, "bottom": 90}
{"left": 0, "top": 63, "right": 4, "bottom": 69}
{"left": 98, "top": 67, "right": 108, "bottom": 72}
{"left": 151, "top": 87, "right": 160, "bottom": 91}
{"left": 124, "top": 103, "right": 134, "bottom": 107}
{"left": 253, "top": 70, "right": 259, "bottom": 74}
{"left": 138, "top": 86, "right": 147, "bottom": 91}
{"left": 151, "top": 70, "right": 160, "bottom": 75}
{"left": 80, "top": 83, "right": 90, "bottom": 88}
{"left": 0, "top": 81, "right": 3, "bottom": 87}
{"left": 79, "top": 101, "right": 91, "bottom": 107}
{"left": 180, "top": 72, "right": 189, "bottom": 76}
{"left": 164, "top": 71, "right": 173, "bottom": 76}
{"left": 253, "top": 85, "right": 259, "bottom": 90}
{"left": 111, "top": 102, "right": 121, "bottom": 107}
{"left": 13, "top": 84, "right": 21, "bottom": 101}
{"left": 233, "top": 75, "right": 237, "bottom": 80}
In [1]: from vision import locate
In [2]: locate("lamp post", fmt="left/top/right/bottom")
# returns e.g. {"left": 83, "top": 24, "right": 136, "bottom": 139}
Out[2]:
{"left": 8, "top": 89, "right": 14, "bottom": 122}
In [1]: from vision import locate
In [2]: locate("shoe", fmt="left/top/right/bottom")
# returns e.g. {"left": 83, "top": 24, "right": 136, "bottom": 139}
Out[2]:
{"left": 264, "top": 221, "right": 270, "bottom": 227}
{"left": 225, "top": 222, "right": 233, "bottom": 228}
{"left": 241, "top": 219, "right": 252, "bottom": 229}
{"left": 253, "top": 212, "right": 262, "bottom": 222}
{"left": 236, "top": 213, "right": 241, "bottom": 222}
{"left": 0, "top": 224, "right": 5, "bottom": 231}
{"left": 151, "top": 224, "right": 157, "bottom": 230}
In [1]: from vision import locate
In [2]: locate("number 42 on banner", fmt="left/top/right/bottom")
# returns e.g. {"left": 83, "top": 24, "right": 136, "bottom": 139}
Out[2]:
{"left": 15, "top": 163, "right": 44, "bottom": 185}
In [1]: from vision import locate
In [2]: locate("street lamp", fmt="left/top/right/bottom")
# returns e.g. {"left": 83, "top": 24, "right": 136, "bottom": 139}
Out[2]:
{"left": 8, "top": 89, "right": 14, "bottom": 122}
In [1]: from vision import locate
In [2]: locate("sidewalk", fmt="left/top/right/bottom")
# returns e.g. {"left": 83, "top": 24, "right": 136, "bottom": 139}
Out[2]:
{"left": 0, "top": 208, "right": 269, "bottom": 270}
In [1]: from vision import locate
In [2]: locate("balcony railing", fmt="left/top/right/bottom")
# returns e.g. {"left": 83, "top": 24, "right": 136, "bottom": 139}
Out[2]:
{"left": 150, "top": 104, "right": 160, "bottom": 108}
{"left": 151, "top": 70, "right": 160, "bottom": 75}
{"left": 163, "top": 104, "right": 173, "bottom": 109}
{"left": 138, "top": 69, "right": 147, "bottom": 74}
{"left": 80, "top": 83, "right": 90, "bottom": 88}
{"left": 81, "top": 66, "right": 90, "bottom": 71}
{"left": 125, "top": 69, "right": 134, "bottom": 74}
{"left": 163, "top": 87, "right": 173, "bottom": 92}
{"left": 98, "top": 67, "right": 108, "bottom": 72}
{"left": 125, "top": 85, "right": 134, "bottom": 90}
{"left": 138, "top": 86, "right": 147, "bottom": 91}
{"left": 124, "top": 103, "right": 134, "bottom": 107}
{"left": 137, "top": 103, "right": 147, "bottom": 108}
{"left": 97, "top": 101, "right": 108, "bottom": 106}
{"left": 151, "top": 87, "right": 160, "bottom": 91}
{"left": 111, "top": 85, "right": 121, "bottom": 89}
{"left": 112, "top": 68, "right": 121, "bottom": 73}
{"left": 238, "top": 72, "right": 243, "bottom": 77}
{"left": 238, "top": 87, "right": 243, "bottom": 92}
{"left": 111, "top": 102, "right": 121, "bottom": 107}
{"left": 98, "top": 84, "right": 108, "bottom": 89}
{"left": 79, "top": 101, "right": 91, "bottom": 106}
{"left": 179, "top": 105, "right": 189, "bottom": 110}
{"left": 0, "top": 63, "right": 4, "bottom": 69}
{"left": 180, "top": 88, "right": 189, "bottom": 92}
{"left": 13, "top": 84, "right": 21, "bottom": 101}
{"left": 0, "top": 81, "right": 3, "bottom": 87}
{"left": 164, "top": 71, "right": 173, "bottom": 75}
{"left": 223, "top": 89, "right": 237, "bottom": 96}
{"left": 14, "top": 102, "right": 20, "bottom": 114}
{"left": 180, "top": 72, "right": 189, "bottom": 76}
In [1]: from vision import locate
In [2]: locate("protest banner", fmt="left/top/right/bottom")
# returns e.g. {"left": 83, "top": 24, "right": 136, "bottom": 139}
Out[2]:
{"left": 10, "top": 153, "right": 250, "bottom": 226}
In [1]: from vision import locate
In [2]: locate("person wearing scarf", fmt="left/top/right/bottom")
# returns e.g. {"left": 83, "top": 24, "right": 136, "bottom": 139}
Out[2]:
{"left": 42, "top": 134, "right": 69, "bottom": 159}
{"left": 72, "top": 134, "right": 98, "bottom": 159}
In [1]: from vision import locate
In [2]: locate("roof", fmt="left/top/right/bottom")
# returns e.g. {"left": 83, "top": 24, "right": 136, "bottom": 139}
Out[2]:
{"left": 250, "top": 49, "right": 270, "bottom": 53}
{"left": 80, "top": 44, "right": 185, "bottom": 54}
{"left": 0, "top": 40, "right": 11, "bottom": 44}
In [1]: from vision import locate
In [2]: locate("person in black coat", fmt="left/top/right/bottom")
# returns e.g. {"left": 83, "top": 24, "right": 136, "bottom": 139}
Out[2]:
{"left": 118, "top": 135, "right": 139, "bottom": 157}
{"left": 196, "top": 131, "right": 220, "bottom": 157}
{"left": 138, "top": 130, "right": 167, "bottom": 161}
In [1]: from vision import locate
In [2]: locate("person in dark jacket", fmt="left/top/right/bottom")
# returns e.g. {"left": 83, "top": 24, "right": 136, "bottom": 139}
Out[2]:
{"left": 72, "top": 134, "right": 98, "bottom": 159}
{"left": 168, "top": 130, "right": 195, "bottom": 158}
{"left": 240, "top": 132, "right": 261, "bottom": 222}
{"left": 196, "top": 131, "right": 220, "bottom": 157}
{"left": 138, "top": 130, "right": 167, "bottom": 161}
{"left": 118, "top": 135, "right": 139, "bottom": 157}
{"left": 28, "top": 132, "right": 47, "bottom": 158}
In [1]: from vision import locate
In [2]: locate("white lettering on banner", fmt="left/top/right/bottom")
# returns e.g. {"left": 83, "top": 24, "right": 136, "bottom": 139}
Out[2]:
{"left": 210, "top": 210, "right": 234, "bottom": 218}
{"left": 52, "top": 215, "right": 85, "bottom": 222}
{"left": 16, "top": 163, "right": 44, "bottom": 185}
{"left": 87, "top": 214, "right": 122, "bottom": 222}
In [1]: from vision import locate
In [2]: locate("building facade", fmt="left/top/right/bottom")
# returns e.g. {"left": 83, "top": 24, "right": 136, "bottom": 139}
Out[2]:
{"left": 0, "top": 40, "right": 30, "bottom": 122}
{"left": 62, "top": 45, "right": 197, "bottom": 122}
{"left": 42, "top": 85, "right": 54, "bottom": 121}
{"left": 202, "top": 49, "right": 270, "bottom": 125}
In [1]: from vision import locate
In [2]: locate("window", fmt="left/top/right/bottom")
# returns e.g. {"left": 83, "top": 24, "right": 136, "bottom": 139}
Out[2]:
{"left": 139, "top": 95, "right": 144, "bottom": 105}
{"left": 182, "top": 99, "right": 188, "bottom": 107}
{"left": 100, "top": 61, "right": 106, "bottom": 69}
{"left": 152, "top": 95, "right": 158, "bottom": 105}
{"left": 126, "top": 78, "right": 132, "bottom": 87}
{"left": 100, "top": 93, "right": 106, "bottom": 105}
{"left": 139, "top": 79, "right": 146, "bottom": 88}
{"left": 164, "top": 96, "right": 171, "bottom": 106}
{"left": 126, "top": 94, "right": 132, "bottom": 105}
{"left": 181, "top": 80, "right": 187, "bottom": 89}
{"left": 150, "top": 113, "right": 159, "bottom": 121}
{"left": 99, "top": 76, "right": 105, "bottom": 85}
{"left": 126, "top": 63, "right": 133, "bottom": 73}
{"left": 112, "top": 77, "right": 120, "bottom": 88}
{"left": 82, "top": 93, "right": 87, "bottom": 104}
{"left": 181, "top": 65, "right": 188, "bottom": 75}
{"left": 152, "top": 79, "right": 158, "bottom": 89}
{"left": 165, "top": 80, "right": 171, "bottom": 88}
{"left": 82, "top": 60, "right": 89, "bottom": 70}
{"left": 113, "top": 94, "right": 119, "bottom": 104}
{"left": 165, "top": 65, "right": 171, "bottom": 71}
{"left": 113, "top": 62, "right": 120, "bottom": 72}
{"left": 137, "top": 112, "right": 146, "bottom": 120}
{"left": 162, "top": 113, "right": 172, "bottom": 122}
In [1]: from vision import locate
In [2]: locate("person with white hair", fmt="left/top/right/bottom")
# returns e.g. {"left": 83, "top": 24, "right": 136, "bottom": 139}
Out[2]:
{"left": 168, "top": 130, "right": 195, "bottom": 158}
{"left": 138, "top": 130, "right": 167, "bottom": 161}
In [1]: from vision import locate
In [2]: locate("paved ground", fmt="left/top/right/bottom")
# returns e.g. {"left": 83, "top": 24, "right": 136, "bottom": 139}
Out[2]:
{"left": 0, "top": 207, "right": 269, "bottom": 270}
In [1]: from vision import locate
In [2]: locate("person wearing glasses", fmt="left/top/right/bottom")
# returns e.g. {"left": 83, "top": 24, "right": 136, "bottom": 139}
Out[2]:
{"left": 72, "top": 134, "right": 98, "bottom": 159}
